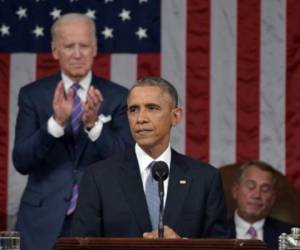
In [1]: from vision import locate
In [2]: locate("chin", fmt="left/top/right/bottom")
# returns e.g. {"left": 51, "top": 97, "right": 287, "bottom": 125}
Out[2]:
{"left": 70, "top": 72, "right": 88, "bottom": 79}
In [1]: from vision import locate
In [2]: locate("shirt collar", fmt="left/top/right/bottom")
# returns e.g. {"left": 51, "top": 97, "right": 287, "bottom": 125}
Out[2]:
{"left": 61, "top": 71, "right": 92, "bottom": 92}
{"left": 135, "top": 144, "right": 171, "bottom": 173}
{"left": 234, "top": 210, "right": 265, "bottom": 232}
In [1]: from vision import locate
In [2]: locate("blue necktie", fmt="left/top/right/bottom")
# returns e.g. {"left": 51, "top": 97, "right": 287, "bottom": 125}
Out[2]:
{"left": 145, "top": 161, "right": 160, "bottom": 230}
{"left": 70, "top": 83, "right": 83, "bottom": 136}
{"left": 66, "top": 83, "right": 82, "bottom": 215}
{"left": 66, "top": 183, "right": 79, "bottom": 215}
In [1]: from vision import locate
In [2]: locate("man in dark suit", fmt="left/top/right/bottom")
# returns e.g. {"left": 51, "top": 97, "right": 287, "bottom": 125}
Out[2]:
{"left": 72, "top": 77, "right": 229, "bottom": 238}
{"left": 12, "top": 13, "right": 134, "bottom": 250}
{"left": 228, "top": 160, "right": 293, "bottom": 250}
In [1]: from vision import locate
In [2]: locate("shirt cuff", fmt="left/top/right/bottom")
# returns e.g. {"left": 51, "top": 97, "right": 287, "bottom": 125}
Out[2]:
{"left": 85, "top": 116, "right": 104, "bottom": 142}
{"left": 47, "top": 116, "right": 65, "bottom": 138}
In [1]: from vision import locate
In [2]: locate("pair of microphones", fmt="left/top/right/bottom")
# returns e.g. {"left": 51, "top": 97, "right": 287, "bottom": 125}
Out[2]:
{"left": 151, "top": 161, "right": 169, "bottom": 238}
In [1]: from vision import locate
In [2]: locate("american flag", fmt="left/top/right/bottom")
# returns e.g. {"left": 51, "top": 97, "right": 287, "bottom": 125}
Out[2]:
{"left": 1, "top": 0, "right": 300, "bottom": 230}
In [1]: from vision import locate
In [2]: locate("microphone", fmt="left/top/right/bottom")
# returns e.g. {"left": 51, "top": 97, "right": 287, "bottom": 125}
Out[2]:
{"left": 151, "top": 161, "right": 169, "bottom": 238}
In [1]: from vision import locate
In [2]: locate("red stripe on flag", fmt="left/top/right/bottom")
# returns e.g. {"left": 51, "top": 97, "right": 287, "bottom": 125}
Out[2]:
{"left": 286, "top": 0, "right": 300, "bottom": 190}
{"left": 36, "top": 53, "right": 59, "bottom": 80}
{"left": 93, "top": 54, "right": 111, "bottom": 80}
{"left": 0, "top": 53, "right": 10, "bottom": 230}
{"left": 236, "top": 0, "right": 261, "bottom": 162}
{"left": 186, "top": 0, "right": 210, "bottom": 161}
{"left": 137, "top": 53, "right": 160, "bottom": 78}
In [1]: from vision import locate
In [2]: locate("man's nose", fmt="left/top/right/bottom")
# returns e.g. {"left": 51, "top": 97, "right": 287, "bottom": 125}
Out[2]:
{"left": 137, "top": 109, "right": 148, "bottom": 123}
{"left": 73, "top": 46, "right": 81, "bottom": 57}
{"left": 252, "top": 187, "right": 262, "bottom": 198}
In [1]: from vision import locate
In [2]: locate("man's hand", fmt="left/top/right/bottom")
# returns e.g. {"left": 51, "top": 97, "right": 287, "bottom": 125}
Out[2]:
{"left": 53, "top": 81, "right": 74, "bottom": 126}
{"left": 82, "top": 86, "right": 103, "bottom": 129}
{"left": 143, "top": 225, "right": 180, "bottom": 239}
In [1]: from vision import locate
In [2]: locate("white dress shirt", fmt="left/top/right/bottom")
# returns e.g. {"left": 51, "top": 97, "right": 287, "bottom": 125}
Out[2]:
{"left": 47, "top": 71, "right": 104, "bottom": 141}
{"left": 135, "top": 143, "right": 171, "bottom": 206}
{"left": 234, "top": 210, "right": 265, "bottom": 240}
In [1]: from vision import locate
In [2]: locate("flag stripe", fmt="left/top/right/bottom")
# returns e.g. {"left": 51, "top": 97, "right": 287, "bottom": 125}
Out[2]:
{"left": 186, "top": 0, "right": 211, "bottom": 161}
{"left": 8, "top": 54, "right": 35, "bottom": 229}
{"left": 36, "top": 53, "right": 59, "bottom": 80}
{"left": 137, "top": 53, "right": 160, "bottom": 78}
{"left": 111, "top": 54, "right": 137, "bottom": 89}
{"left": 236, "top": 0, "right": 261, "bottom": 162}
{"left": 260, "top": 0, "right": 286, "bottom": 172}
{"left": 210, "top": 0, "right": 237, "bottom": 167}
{"left": 161, "top": 0, "right": 186, "bottom": 154}
{"left": 286, "top": 0, "right": 300, "bottom": 189}
{"left": 0, "top": 53, "right": 10, "bottom": 230}
{"left": 93, "top": 54, "right": 111, "bottom": 80}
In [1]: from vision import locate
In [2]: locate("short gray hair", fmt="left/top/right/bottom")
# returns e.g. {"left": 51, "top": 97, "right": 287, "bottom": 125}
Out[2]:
{"left": 51, "top": 13, "right": 97, "bottom": 44}
{"left": 129, "top": 77, "right": 179, "bottom": 108}
{"left": 236, "top": 160, "right": 278, "bottom": 186}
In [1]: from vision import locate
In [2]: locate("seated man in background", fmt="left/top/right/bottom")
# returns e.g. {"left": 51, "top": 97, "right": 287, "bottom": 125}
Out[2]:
{"left": 72, "top": 76, "right": 229, "bottom": 238}
{"left": 229, "top": 160, "right": 293, "bottom": 250}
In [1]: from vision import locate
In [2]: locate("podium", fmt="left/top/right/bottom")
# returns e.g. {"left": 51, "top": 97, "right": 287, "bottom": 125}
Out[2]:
{"left": 56, "top": 237, "right": 266, "bottom": 250}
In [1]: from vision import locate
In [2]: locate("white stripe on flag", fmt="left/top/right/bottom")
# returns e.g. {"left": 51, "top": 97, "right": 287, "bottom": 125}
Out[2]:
{"left": 8, "top": 54, "right": 35, "bottom": 228}
{"left": 161, "top": 0, "right": 186, "bottom": 154}
{"left": 210, "top": 0, "right": 237, "bottom": 167}
{"left": 260, "top": 0, "right": 286, "bottom": 173}
{"left": 111, "top": 54, "right": 137, "bottom": 89}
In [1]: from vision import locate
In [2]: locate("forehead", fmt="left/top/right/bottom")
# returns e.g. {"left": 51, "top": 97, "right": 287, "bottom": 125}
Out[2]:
{"left": 242, "top": 166, "right": 274, "bottom": 184}
{"left": 56, "top": 20, "right": 92, "bottom": 39}
{"left": 128, "top": 86, "right": 170, "bottom": 104}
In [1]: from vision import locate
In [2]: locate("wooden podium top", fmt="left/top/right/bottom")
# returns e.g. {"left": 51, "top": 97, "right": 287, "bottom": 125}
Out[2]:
{"left": 56, "top": 237, "right": 266, "bottom": 250}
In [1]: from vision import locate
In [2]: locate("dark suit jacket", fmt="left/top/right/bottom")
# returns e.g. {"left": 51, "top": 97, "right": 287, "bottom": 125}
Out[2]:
{"left": 13, "top": 73, "right": 134, "bottom": 250}
{"left": 72, "top": 149, "right": 229, "bottom": 238}
{"left": 228, "top": 217, "right": 293, "bottom": 250}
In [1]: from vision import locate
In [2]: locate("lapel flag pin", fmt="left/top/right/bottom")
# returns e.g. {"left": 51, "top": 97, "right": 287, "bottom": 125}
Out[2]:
{"left": 179, "top": 180, "right": 186, "bottom": 184}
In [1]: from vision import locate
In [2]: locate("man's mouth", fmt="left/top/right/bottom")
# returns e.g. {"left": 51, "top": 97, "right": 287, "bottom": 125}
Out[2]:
{"left": 136, "top": 128, "right": 153, "bottom": 134}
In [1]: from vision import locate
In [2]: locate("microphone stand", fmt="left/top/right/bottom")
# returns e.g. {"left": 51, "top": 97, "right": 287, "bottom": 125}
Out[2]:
{"left": 158, "top": 177, "right": 165, "bottom": 238}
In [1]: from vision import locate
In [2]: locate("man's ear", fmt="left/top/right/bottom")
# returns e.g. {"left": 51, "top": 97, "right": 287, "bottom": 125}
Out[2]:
{"left": 93, "top": 44, "right": 97, "bottom": 57}
{"left": 232, "top": 182, "right": 239, "bottom": 200}
{"left": 171, "top": 107, "right": 182, "bottom": 127}
{"left": 270, "top": 189, "right": 277, "bottom": 207}
{"left": 51, "top": 42, "right": 58, "bottom": 60}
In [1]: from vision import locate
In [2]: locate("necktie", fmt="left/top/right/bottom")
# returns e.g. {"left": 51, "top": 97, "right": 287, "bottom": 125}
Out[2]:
{"left": 66, "top": 83, "right": 82, "bottom": 215}
{"left": 145, "top": 161, "right": 160, "bottom": 230}
{"left": 70, "top": 83, "right": 83, "bottom": 136}
{"left": 66, "top": 183, "right": 79, "bottom": 215}
{"left": 247, "top": 226, "right": 257, "bottom": 239}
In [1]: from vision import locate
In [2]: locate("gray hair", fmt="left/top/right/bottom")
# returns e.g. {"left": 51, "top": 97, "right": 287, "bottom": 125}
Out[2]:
{"left": 129, "top": 77, "right": 179, "bottom": 108}
{"left": 236, "top": 160, "right": 278, "bottom": 186}
{"left": 51, "top": 13, "right": 97, "bottom": 44}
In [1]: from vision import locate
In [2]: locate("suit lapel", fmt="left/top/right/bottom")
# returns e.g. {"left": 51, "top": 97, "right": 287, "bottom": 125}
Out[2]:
{"left": 263, "top": 218, "right": 275, "bottom": 249}
{"left": 117, "top": 151, "right": 152, "bottom": 233}
{"left": 163, "top": 150, "right": 191, "bottom": 228}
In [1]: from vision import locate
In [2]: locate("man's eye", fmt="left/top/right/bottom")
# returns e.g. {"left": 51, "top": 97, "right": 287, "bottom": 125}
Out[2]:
{"left": 128, "top": 107, "right": 137, "bottom": 113}
{"left": 64, "top": 45, "right": 73, "bottom": 49}
{"left": 148, "top": 105, "right": 159, "bottom": 110}
{"left": 261, "top": 185, "right": 272, "bottom": 193}
{"left": 244, "top": 180, "right": 256, "bottom": 190}
{"left": 80, "top": 44, "right": 89, "bottom": 48}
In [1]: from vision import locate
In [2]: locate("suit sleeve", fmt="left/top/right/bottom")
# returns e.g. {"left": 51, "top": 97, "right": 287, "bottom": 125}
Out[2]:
{"left": 71, "top": 166, "right": 103, "bottom": 236}
{"left": 203, "top": 171, "right": 229, "bottom": 237}
{"left": 91, "top": 91, "right": 134, "bottom": 159}
{"left": 12, "top": 87, "right": 58, "bottom": 175}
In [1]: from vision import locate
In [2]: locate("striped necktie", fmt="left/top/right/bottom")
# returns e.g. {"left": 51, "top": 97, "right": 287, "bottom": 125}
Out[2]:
{"left": 66, "top": 83, "right": 82, "bottom": 215}
{"left": 145, "top": 161, "right": 160, "bottom": 230}
{"left": 70, "top": 83, "right": 83, "bottom": 136}
{"left": 66, "top": 183, "right": 79, "bottom": 215}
